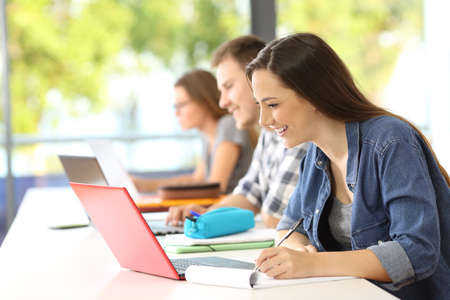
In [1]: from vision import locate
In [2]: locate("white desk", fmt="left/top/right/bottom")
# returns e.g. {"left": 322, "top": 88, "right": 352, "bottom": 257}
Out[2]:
{"left": 0, "top": 187, "right": 397, "bottom": 300}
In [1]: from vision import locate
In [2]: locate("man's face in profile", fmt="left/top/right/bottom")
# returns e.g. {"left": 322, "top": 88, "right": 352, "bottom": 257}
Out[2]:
{"left": 216, "top": 57, "right": 259, "bottom": 129}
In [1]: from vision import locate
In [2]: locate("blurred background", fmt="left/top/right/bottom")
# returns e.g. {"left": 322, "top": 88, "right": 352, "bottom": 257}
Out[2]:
{"left": 1, "top": 0, "right": 449, "bottom": 245}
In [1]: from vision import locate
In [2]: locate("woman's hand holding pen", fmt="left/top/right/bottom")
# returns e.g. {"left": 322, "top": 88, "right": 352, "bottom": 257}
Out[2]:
{"left": 255, "top": 245, "right": 318, "bottom": 279}
{"left": 253, "top": 218, "right": 318, "bottom": 279}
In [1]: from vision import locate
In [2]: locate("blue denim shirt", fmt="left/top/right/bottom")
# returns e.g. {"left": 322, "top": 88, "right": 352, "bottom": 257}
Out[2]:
{"left": 278, "top": 116, "right": 450, "bottom": 299}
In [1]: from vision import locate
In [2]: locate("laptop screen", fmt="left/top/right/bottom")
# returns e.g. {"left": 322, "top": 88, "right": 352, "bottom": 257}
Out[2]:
{"left": 59, "top": 155, "right": 108, "bottom": 186}
{"left": 70, "top": 183, "right": 180, "bottom": 279}
{"left": 88, "top": 140, "right": 141, "bottom": 201}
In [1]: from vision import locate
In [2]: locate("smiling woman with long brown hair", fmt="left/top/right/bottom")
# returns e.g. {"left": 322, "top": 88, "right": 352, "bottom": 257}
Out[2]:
{"left": 247, "top": 33, "right": 449, "bottom": 299}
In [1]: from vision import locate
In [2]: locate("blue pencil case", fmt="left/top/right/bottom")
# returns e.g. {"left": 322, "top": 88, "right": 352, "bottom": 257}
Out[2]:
{"left": 184, "top": 207, "right": 255, "bottom": 239}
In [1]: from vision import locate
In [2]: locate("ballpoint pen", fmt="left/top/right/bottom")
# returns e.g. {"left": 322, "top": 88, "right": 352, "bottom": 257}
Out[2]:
{"left": 190, "top": 210, "right": 202, "bottom": 218}
{"left": 185, "top": 210, "right": 202, "bottom": 222}
{"left": 252, "top": 217, "right": 304, "bottom": 273}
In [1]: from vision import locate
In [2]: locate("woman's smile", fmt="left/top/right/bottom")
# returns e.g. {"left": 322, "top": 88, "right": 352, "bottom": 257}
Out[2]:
{"left": 272, "top": 125, "right": 288, "bottom": 137}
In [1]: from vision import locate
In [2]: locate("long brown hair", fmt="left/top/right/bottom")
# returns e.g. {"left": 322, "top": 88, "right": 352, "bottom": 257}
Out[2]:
{"left": 175, "top": 69, "right": 226, "bottom": 120}
{"left": 246, "top": 33, "right": 449, "bottom": 185}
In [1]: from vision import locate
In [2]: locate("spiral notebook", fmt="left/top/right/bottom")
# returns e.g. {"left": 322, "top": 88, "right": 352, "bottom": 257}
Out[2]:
{"left": 185, "top": 266, "right": 354, "bottom": 289}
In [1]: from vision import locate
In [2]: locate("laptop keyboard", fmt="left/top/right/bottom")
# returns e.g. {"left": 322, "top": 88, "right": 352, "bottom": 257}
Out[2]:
{"left": 145, "top": 220, "right": 184, "bottom": 235}
{"left": 170, "top": 256, "right": 255, "bottom": 275}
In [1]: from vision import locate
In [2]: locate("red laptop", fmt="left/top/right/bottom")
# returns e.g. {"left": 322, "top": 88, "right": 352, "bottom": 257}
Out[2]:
{"left": 69, "top": 183, "right": 254, "bottom": 280}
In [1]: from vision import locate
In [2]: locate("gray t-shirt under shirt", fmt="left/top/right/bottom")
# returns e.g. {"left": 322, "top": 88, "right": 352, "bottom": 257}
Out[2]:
{"left": 328, "top": 196, "right": 413, "bottom": 285}
{"left": 202, "top": 115, "right": 253, "bottom": 193}
{"left": 328, "top": 196, "right": 353, "bottom": 250}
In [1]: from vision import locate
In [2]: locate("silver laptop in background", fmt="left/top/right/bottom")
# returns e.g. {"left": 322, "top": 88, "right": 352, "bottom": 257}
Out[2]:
{"left": 57, "top": 154, "right": 183, "bottom": 235}
{"left": 58, "top": 155, "right": 109, "bottom": 186}
{"left": 87, "top": 140, "right": 142, "bottom": 202}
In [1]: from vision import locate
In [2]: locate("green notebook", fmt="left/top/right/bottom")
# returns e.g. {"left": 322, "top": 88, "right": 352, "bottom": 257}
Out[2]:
{"left": 165, "top": 240, "right": 274, "bottom": 254}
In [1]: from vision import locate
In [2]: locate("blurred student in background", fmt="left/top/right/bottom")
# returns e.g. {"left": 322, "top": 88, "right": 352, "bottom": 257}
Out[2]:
{"left": 166, "top": 36, "right": 308, "bottom": 227}
{"left": 133, "top": 69, "right": 253, "bottom": 194}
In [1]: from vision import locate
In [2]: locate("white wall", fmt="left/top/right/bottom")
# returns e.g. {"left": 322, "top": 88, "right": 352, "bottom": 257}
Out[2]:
{"left": 425, "top": 0, "right": 450, "bottom": 170}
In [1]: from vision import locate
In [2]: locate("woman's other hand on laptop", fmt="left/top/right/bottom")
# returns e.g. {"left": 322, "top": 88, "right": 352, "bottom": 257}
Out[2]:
{"left": 166, "top": 204, "right": 208, "bottom": 226}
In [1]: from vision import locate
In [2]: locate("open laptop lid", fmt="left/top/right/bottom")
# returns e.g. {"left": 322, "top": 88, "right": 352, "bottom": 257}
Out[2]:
{"left": 58, "top": 155, "right": 109, "bottom": 186}
{"left": 87, "top": 140, "right": 141, "bottom": 201}
{"left": 69, "top": 182, "right": 180, "bottom": 280}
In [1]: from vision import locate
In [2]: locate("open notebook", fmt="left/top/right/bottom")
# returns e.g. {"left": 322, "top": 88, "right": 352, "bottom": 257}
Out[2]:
{"left": 185, "top": 266, "right": 354, "bottom": 289}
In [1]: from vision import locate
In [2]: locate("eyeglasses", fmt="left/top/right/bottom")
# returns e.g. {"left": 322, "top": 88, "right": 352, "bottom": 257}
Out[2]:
{"left": 173, "top": 101, "right": 191, "bottom": 111}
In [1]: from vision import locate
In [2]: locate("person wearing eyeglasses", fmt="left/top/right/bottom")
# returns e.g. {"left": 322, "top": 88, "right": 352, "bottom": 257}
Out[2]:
{"left": 133, "top": 69, "right": 254, "bottom": 194}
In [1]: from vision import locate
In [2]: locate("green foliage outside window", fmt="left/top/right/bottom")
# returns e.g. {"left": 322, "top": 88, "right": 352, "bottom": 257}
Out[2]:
{"left": 3, "top": 0, "right": 246, "bottom": 134}
{"left": 278, "top": 0, "right": 423, "bottom": 101}
{"left": 2, "top": 0, "right": 423, "bottom": 134}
